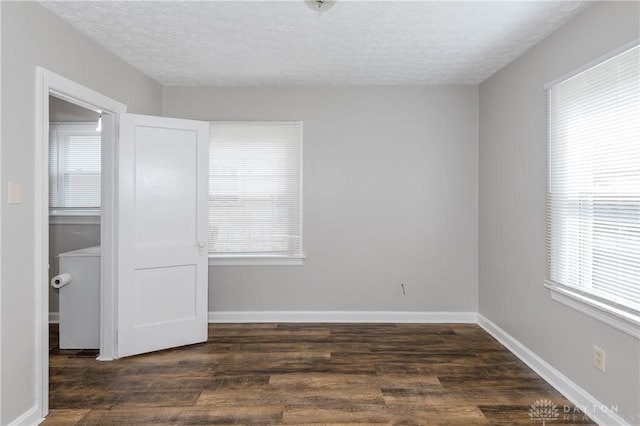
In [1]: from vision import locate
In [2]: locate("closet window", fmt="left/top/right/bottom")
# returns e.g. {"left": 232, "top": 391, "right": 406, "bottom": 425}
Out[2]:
{"left": 49, "top": 123, "right": 101, "bottom": 216}
{"left": 208, "top": 122, "right": 303, "bottom": 265}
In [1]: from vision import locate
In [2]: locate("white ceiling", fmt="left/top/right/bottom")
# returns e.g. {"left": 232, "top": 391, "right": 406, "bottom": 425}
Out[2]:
{"left": 40, "top": 0, "right": 593, "bottom": 86}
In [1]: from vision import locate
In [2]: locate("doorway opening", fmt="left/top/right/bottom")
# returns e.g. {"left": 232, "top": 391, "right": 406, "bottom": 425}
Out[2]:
{"left": 36, "top": 68, "right": 209, "bottom": 423}
{"left": 48, "top": 96, "right": 102, "bottom": 354}
{"left": 35, "top": 67, "right": 126, "bottom": 420}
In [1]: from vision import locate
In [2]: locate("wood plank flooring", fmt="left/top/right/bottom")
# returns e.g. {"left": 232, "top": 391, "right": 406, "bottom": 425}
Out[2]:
{"left": 45, "top": 323, "right": 595, "bottom": 425}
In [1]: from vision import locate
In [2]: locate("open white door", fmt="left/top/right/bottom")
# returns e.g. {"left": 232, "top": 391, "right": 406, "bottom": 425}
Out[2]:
{"left": 111, "top": 113, "right": 209, "bottom": 358}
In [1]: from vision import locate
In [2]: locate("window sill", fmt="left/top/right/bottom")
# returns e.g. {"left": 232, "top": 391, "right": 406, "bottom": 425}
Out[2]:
{"left": 208, "top": 255, "right": 305, "bottom": 266}
{"left": 544, "top": 281, "right": 640, "bottom": 340}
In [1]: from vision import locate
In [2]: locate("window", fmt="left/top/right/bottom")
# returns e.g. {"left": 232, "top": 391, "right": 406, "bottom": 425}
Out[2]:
{"left": 545, "top": 43, "right": 639, "bottom": 336}
{"left": 49, "top": 123, "right": 101, "bottom": 217}
{"left": 208, "top": 122, "right": 303, "bottom": 265}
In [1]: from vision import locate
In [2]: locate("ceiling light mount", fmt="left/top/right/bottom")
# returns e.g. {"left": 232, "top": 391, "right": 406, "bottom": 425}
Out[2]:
{"left": 305, "top": 0, "right": 336, "bottom": 13}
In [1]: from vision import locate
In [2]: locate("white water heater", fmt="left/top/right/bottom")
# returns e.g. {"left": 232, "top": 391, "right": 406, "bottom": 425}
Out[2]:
{"left": 56, "top": 245, "right": 100, "bottom": 349}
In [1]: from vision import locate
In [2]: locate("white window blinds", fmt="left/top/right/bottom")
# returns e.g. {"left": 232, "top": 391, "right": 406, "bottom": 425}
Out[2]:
{"left": 49, "top": 124, "right": 101, "bottom": 211}
{"left": 208, "top": 122, "right": 302, "bottom": 257}
{"left": 546, "top": 44, "right": 640, "bottom": 314}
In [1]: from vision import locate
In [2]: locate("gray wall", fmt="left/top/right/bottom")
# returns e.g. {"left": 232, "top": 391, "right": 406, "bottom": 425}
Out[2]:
{"left": 0, "top": 2, "right": 162, "bottom": 423}
{"left": 164, "top": 86, "right": 479, "bottom": 313}
{"left": 478, "top": 1, "right": 640, "bottom": 421}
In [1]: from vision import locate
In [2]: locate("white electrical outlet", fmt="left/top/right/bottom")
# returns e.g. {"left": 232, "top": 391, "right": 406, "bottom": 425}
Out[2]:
{"left": 8, "top": 181, "right": 23, "bottom": 204}
{"left": 594, "top": 346, "right": 606, "bottom": 372}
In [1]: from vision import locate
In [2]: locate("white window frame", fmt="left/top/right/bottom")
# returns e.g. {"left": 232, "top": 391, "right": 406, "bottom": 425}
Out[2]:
{"left": 544, "top": 40, "right": 640, "bottom": 339}
{"left": 49, "top": 122, "right": 101, "bottom": 224}
{"left": 207, "top": 121, "right": 304, "bottom": 266}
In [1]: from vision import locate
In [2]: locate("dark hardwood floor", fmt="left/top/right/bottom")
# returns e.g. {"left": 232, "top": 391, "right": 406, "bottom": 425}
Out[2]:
{"left": 45, "top": 323, "right": 594, "bottom": 425}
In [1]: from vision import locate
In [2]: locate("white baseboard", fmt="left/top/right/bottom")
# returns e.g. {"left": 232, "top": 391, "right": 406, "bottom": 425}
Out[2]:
{"left": 477, "top": 314, "right": 631, "bottom": 426}
{"left": 208, "top": 310, "right": 478, "bottom": 324}
{"left": 8, "top": 405, "right": 44, "bottom": 426}
{"left": 49, "top": 312, "right": 59, "bottom": 323}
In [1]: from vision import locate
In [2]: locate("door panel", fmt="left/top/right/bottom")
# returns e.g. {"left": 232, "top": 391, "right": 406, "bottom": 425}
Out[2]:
{"left": 116, "top": 113, "right": 208, "bottom": 358}
{"left": 133, "top": 127, "right": 198, "bottom": 246}
{"left": 133, "top": 265, "right": 197, "bottom": 326}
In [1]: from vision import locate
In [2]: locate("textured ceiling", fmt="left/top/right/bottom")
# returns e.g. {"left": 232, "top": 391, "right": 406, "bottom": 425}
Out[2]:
{"left": 40, "top": 0, "right": 593, "bottom": 86}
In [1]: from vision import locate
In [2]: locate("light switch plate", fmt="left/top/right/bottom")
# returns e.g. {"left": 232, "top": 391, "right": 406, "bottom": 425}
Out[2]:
{"left": 8, "top": 181, "right": 23, "bottom": 204}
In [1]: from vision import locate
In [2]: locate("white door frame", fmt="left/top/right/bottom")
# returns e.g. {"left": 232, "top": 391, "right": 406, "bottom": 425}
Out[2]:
{"left": 35, "top": 67, "right": 126, "bottom": 419}
{"left": 0, "top": 2, "right": 3, "bottom": 422}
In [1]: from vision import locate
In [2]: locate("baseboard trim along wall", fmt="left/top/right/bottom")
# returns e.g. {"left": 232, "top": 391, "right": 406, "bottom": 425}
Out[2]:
{"left": 208, "top": 311, "right": 478, "bottom": 324}
{"left": 477, "top": 314, "right": 630, "bottom": 426}
{"left": 50, "top": 310, "right": 479, "bottom": 325}
{"left": 8, "top": 405, "right": 43, "bottom": 426}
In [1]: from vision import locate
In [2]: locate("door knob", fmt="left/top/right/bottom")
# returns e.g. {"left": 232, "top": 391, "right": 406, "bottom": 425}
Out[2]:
{"left": 197, "top": 241, "right": 206, "bottom": 248}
